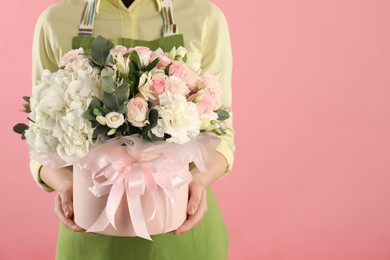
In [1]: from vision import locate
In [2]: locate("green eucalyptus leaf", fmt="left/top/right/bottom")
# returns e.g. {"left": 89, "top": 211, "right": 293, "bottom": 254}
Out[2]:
{"left": 91, "top": 121, "right": 99, "bottom": 128}
{"left": 217, "top": 110, "right": 230, "bottom": 121}
{"left": 116, "top": 82, "right": 130, "bottom": 102}
{"left": 103, "top": 93, "right": 118, "bottom": 111}
{"left": 90, "top": 35, "right": 114, "bottom": 67}
{"left": 88, "top": 98, "right": 104, "bottom": 110}
{"left": 102, "top": 76, "right": 116, "bottom": 94}
{"left": 22, "top": 96, "right": 30, "bottom": 103}
{"left": 92, "top": 124, "right": 108, "bottom": 139}
{"left": 103, "top": 82, "right": 129, "bottom": 111}
{"left": 117, "top": 104, "right": 128, "bottom": 114}
{"left": 83, "top": 109, "right": 96, "bottom": 121}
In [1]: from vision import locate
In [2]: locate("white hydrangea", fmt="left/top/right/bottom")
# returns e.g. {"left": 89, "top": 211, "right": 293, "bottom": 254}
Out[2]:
{"left": 25, "top": 68, "right": 103, "bottom": 164}
{"left": 152, "top": 92, "right": 201, "bottom": 144}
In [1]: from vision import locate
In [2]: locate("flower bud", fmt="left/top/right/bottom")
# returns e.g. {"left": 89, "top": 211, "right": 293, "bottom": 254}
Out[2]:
{"left": 96, "top": 115, "right": 106, "bottom": 125}
{"left": 107, "top": 128, "right": 117, "bottom": 136}
{"left": 93, "top": 108, "right": 102, "bottom": 116}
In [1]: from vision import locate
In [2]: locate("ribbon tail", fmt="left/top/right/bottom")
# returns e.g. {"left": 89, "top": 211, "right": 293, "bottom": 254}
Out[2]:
{"left": 126, "top": 193, "right": 152, "bottom": 240}
{"left": 87, "top": 209, "right": 110, "bottom": 233}
{"left": 106, "top": 181, "right": 125, "bottom": 230}
{"left": 143, "top": 167, "right": 158, "bottom": 222}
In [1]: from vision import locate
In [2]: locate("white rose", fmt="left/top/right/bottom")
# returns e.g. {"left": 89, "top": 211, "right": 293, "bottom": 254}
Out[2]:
{"left": 105, "top": 112, "right": 125, "bottom": 128}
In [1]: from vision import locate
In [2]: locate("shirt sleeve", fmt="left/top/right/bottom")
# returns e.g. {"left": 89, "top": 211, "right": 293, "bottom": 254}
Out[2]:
{"left": 200, "top": 5, "right": 235, "bottom": 175}
{"left": 29, "top": 10, "right": 58, "bottom": 192}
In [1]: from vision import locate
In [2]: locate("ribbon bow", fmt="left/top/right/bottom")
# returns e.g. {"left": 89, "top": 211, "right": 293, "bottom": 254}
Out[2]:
{"left": 84, "top": 155, "right": 160, "bottom": 240}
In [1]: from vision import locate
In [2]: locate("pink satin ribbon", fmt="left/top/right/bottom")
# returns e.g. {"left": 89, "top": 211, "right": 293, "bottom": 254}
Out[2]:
{"left": 75, "top": 134, "right": 220, "bottom": 240}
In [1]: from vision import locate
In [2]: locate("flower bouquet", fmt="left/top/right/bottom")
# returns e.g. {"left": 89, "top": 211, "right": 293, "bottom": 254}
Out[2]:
{"left": 14, "top": 36, "right": 230, "bottom": 240}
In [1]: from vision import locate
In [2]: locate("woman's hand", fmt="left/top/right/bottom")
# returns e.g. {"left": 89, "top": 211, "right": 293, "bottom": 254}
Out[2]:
{"left": 54, "top": 180, "right": 84, "bottom": 232}
{"left": 173, "top": 152, "right": 228, "bottom": 235}
{"left": 40, "top": 166, "right": 84, "bottom": 232}
{"left": 174, "top": 174, "right": 207, "bottom": 235}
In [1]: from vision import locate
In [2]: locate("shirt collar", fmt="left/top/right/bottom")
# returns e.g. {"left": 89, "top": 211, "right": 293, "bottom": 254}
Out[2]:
{"left": 95, "top": 0, "right": 162, "bottom": 14}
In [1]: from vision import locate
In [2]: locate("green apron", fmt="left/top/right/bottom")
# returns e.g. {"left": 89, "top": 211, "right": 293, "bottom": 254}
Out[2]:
{"left": 56, "top": 1, "right": 228, "bottom": 259}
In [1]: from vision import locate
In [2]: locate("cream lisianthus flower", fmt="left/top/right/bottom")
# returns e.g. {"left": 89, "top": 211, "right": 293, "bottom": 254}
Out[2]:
{"left": 105, "top": 112, "right": 125, "bottom": 128}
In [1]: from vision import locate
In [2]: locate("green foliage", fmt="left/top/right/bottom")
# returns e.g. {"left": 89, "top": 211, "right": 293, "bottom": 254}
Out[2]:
{"left": 13, "top": 123, "right": 28, "bottom": 134}
{"left": 102, "top": 82, "right": 130, "bottom": 111}
{"left": 217, "top": 110, "right": 230, "bottom": 121}
{"left": 140, "top": 109, "right": 163, "bottom": 142}
{"left": 148, "top": 109, "right": 158, "bottom": 129}
{"left": 165, "top": 63, "right": 172, "bottom": 75}
{"left": 102, "top": 76, "right": 116, "bottom": 94}
{"left": 92, "top": 125, "right": 107, "bottom": 139}
{"left": 130, "top": 51, "right": 142, "bottom": 70}
{"left": 90, "top": 35, "right": 114, "bottom": 67}
{"left": 84, "top": 98, "right": 104, "bottom": 121}
{"left": 144, "top": 57, "right": 160, "bottom": 72}
{"left": 13, "top": 123, "right": 28, "bottom": 139}
{"left": 124, "top": 74, "right": 137, "bottom": 97}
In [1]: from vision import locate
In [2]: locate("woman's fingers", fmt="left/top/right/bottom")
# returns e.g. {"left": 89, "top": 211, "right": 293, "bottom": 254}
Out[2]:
{"left": 60, "top": 187, "right": 73, "bottom": 219}
{"left": 186, "top": 183, "right": 203, "bottom": 216}
{"left": 174, "top": 190, "right": 207, "bottom": 235}
{"left": 54, "top": 193, "right": 84, "bottom": 232}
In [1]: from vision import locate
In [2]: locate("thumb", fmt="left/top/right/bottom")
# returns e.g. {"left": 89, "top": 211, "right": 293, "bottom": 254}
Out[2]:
{"left": 187, "top": 184, "right": 204, "bottom": 216}
{"left": 60, "top": 189, "right": 73, "bottom": 219}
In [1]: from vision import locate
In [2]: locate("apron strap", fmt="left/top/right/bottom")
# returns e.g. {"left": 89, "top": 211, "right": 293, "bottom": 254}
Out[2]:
{"left": 77, "top": 0, "right": 179, "bottom": 37}
{"left": 159, "top": 0, "right": 179, "bottom": 37}
{"left": 78, "top": 0, "right": 98, "bottom": 36}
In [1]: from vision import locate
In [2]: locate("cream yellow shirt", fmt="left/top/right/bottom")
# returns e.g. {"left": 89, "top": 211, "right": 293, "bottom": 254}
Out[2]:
{"left": 30, "top": 0, "right": 235, "bottom": 191}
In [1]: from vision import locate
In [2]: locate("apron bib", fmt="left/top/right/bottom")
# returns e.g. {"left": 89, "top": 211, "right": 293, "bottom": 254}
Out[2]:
{"left": 72, "top": 0, "right": 185, "bottom": 52}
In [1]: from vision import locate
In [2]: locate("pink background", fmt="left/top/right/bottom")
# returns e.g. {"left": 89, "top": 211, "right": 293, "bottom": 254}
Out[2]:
{"left": 1, "top": 0, "right": 390, "bottom": 259}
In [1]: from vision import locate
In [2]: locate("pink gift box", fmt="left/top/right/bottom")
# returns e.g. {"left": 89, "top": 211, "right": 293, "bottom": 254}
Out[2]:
{"left": 73, "top": 142, "right": 191, "bottom": 240}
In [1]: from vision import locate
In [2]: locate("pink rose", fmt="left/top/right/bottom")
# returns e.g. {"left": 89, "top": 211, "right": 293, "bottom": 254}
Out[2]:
{"left": 200, "top": 73, "right": 223, "bottom": 110}
{"left": 126, "top": 97, "right": 149, "bottom": 127}
{"left": 60, "top": 48, "right": 91, "bottom": 72}
{"left": 169, "top": 61, "right": 201, "bottom": 90}
{"left": 111, "top": 45, "right": 128, "bottom": 55}
{"left": 188, "top": 90, "right": 215, "bottom": 116}
{"left": 164, "top": 76, "right": 189, "bottom": 96}
{"left": 130, "top": 47, "right": 153, "bottom": 66}
{"left": 150, "top": 52, "right": 171, "bottom": 69}
{"left": 151, "top": 75, "right": 167, "bottom": 96}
